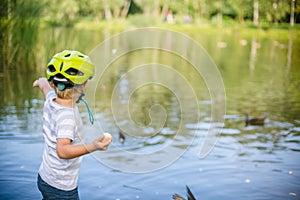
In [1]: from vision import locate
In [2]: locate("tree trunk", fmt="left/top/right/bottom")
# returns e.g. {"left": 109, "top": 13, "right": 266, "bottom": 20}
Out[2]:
{"left": 113, "top": 7, "right": 120, "bottom": 18}
{"left": 290, "top": 0, "right": 295, "bottom": 27}
{"left": 153, "top": 1, "right": 160, "bottom": 17}
{"left": 218, "top": 9, "right": 222, "bottom": 27}
{"left": 121, "top": 0, "right": 131, "bottom": 18}
{"left": 239, "top": 13, "right": 244, "bottom": 24}
{"left": 161, "top": 4, "right": 169, "bottom": 20}
{"left": 104, "top": 5, "right": 112, "bottom": 20}
{"left": 253, "top": 0, "right": 259, "bottom": 26}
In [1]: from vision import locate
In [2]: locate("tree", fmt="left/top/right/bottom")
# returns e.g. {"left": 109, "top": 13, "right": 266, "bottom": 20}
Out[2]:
{"left": 253, "top": 0, "right": 259, "bottom": 26}
{"left": 1, "top": 0, "right": 44, "bottom": 71}
{"left": 290, "top": 0, "right": 295, "bottom": 26}
{"left": 44, "top": 0, "right": 79, "bottom": 26}
{"left": 228, "top": 0, "right": 253, "bottom": 23}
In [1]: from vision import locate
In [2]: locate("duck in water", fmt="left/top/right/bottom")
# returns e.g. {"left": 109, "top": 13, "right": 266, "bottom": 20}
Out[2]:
{"left": 119, "top": 131, "right": 125, "bottom": 144}
{"left": 245, "top": 113, "right": 265, "bottom": 126}
{"left": 173, "top": 185, "right": 196, "bottom": 200}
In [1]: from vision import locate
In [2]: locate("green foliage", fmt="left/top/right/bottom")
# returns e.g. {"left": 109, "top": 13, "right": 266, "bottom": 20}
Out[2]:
{"left": 43, "top": 0, "right": 300, "bottom": 26}
{"left": 128, "top": 0, "right": 143, "bottom": 15}
{"left": 1, "top": 0, "right": 298, "bottom": 73}
{"left": 43, "top": 0, "right": 79, "bottom": 27}
{"left": 0, "top": 0, "right": 44, "bottom": 71}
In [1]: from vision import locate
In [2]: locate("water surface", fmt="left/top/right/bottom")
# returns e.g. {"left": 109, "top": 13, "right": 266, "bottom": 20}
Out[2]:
{"left": 0, "top": 27, "right": 299, "bottom": 199}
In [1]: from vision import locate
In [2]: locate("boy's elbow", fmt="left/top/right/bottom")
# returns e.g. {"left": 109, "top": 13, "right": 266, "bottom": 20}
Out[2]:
{"left": 56, "top": 138, "right": 73, "bottom": 159}
{"left": 56, "top": 147, "right": 69, "bottom": 159}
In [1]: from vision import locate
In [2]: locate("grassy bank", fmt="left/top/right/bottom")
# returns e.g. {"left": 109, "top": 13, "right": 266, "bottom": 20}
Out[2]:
{"left": 71, "top": 15, "right": 300, "bottom": 41}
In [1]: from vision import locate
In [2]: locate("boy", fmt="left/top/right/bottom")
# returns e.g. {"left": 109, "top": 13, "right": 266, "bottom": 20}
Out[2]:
{"left": 33, "top": 50, "right": 112, "bottom": 199}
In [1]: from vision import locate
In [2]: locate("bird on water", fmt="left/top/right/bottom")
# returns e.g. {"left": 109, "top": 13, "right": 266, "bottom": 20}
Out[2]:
{"left": 173, "top": 185, "right": 196, "bottom": 200}
{"left": 245, "top": 113, "right": 265, "bottom": 126}
{"left": 119, "top": 131, "right": 125, "bottom": 144}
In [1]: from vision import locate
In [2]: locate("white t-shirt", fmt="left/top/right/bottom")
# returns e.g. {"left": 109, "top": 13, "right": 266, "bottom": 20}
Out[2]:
{"left": 39, "top": 90, "right": 83, "bottom": 191}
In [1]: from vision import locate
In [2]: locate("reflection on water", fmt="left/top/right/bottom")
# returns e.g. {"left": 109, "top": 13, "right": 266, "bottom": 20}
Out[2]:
{"left": 0, "top": 27, "right": 300, "bottom": 199}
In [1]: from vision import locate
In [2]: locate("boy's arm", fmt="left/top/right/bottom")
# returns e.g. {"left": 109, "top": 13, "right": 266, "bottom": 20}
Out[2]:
{"left": 56, "top": 134, "right": 112, "bottom": 159}
{"left": 33, "top": 77, "right": 53, "bottom": 97}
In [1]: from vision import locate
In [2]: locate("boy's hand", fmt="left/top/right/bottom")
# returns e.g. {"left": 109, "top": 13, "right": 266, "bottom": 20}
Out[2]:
{"left": 32, "top": 77, "right": 48, "bottom": 87}
{"left": 33, "top": 77, "right": 52, "bottom": 97}
{"left": 33, "top": 80, "right": 39, "bottom": 87}
{"left": 93, "top": 133, "right": 112, "bottom": 151}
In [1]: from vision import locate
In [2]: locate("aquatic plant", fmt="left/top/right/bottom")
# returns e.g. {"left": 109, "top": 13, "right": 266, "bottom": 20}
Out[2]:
{"left": 0, "top": 0, "right": 44, "bottom": 72}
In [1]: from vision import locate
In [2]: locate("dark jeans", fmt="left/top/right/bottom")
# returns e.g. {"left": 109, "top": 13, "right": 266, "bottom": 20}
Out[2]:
{"left": 37, "top": 174, "right": 79, "bottom": 200}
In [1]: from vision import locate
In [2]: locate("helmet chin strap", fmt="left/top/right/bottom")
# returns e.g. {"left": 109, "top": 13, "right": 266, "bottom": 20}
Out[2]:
{"left": 76, "top": 93, "right": 94, "bottom": 125}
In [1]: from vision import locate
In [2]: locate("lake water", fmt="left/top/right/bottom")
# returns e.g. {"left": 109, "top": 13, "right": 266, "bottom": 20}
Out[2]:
{"left": 0, "top": 26, "right": 300, "bottom": 199}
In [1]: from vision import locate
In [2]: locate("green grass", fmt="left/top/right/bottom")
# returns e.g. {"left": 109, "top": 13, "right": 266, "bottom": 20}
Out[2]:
{"left": 75, "top": 15, "right": 300, "bottom": 31}
{"left": 41, "top": 15, "right": 300, "bottom": 41}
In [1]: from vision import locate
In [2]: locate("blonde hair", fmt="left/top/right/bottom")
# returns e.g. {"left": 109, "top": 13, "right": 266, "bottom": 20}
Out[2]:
{"left": 50, "top": 82, "right": 84, "bottom": 102}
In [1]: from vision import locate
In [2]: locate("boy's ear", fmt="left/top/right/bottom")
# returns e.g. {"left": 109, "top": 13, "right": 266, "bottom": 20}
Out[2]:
{"left": 82, "top": 82, "right": 88, "bottom": 90}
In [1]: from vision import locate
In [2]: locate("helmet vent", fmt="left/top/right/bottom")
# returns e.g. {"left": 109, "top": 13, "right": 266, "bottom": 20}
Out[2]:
{"left": 48, "top": 65, "right": 55, "bottom": 72}
{"left": 60, "top": 62, "right": 64, "bottom": 71}
{"left": 78, "top": 55, "right": 84, "bottom": 58}
{"left": 65, "top": 68, "right": 84, "bottom": 76}
{"left": 64, "top": 54, "right": 71, "bottom": 57}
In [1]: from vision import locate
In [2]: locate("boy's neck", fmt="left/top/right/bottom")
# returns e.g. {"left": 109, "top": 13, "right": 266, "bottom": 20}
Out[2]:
{"left": 54, "top": 98, "right": 74, "bottom": 108}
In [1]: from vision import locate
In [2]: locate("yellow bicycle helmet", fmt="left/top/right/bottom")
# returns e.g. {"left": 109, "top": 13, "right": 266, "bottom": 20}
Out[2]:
{"left": 46, "top": 50, "right": 94, "bottom": 89}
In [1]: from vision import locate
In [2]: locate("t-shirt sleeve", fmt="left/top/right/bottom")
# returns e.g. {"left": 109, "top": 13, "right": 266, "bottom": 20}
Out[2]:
{"left": 56, "top": 117, "right": 76, "bottom": 141}
{"left": 46, "top": 90, "right": 56, "bottom": 101}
